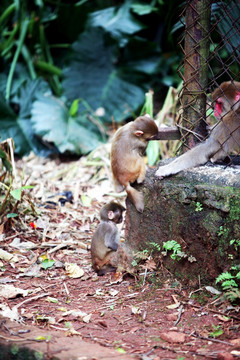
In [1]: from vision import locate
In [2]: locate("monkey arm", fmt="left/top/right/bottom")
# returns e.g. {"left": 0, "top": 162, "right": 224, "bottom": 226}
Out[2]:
{"left": 155, "top": 136, "right": 221, "bottom": 178}
{"left": 104, "top": 226, "right": 119, "bottom": 252}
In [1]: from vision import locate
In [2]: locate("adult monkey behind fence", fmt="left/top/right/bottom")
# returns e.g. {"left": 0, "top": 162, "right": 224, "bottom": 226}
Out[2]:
{"left": 155, "top": 81, "right": 240, "bottom": 178}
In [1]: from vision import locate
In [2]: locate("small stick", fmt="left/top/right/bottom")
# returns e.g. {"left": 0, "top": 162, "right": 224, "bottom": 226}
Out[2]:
{"left": 190, "top": 332, "right": 234, "bottom": 346}
{"left": 63, "top": 282, "right": 69, "bottom": 296}
{"left": 16, "top": 292, "right": 51, "bottom": 309}
{"left": 174, "top": 304, "right": 183, "bottom": 326}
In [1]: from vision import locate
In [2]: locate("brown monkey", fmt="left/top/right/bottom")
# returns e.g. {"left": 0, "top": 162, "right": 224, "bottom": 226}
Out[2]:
{"left": 111, "top": 115, "right": 158, "bottom": 212}
{"left": 155, "top": 81, "right": 240, "bottom": 178}
{"left": 91, "top": 201, "right": 125, "bottom": 276}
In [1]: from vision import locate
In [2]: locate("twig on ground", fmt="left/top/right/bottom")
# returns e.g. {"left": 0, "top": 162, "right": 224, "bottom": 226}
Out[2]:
{"left": 15, "top": 292, "right": 51, "bottom": 309}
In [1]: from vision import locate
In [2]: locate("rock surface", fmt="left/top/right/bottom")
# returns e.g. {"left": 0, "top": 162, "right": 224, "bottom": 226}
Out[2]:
{"left": 125, "top": 162, "right": 240, "bottom": 285}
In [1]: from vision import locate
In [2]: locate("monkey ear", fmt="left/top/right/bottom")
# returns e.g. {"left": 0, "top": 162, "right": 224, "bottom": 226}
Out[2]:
{"left": 135, "top": 130, "right": 144, "bottom": 137}
{"left": 108, "top": 211, "right": 115, "bottom": 220}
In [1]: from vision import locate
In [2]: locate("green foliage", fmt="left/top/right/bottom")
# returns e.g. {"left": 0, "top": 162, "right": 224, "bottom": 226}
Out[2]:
{"left": 31, "top": 94, "right": 104, "bottom": 154}
{"left": 0, "top": 79, "right": 54, "bottom": 157}
{"left": 230, "top": 238, "right": 240, "bottom": 251}
{"left": 88, "top": 2, "right": 145, "bottom": 43}
{"left": 209, "top": 324, "right": 224, "bottom": 338}
{"left": 41, "top": 259, "right": 55, "bottom": 270}
{"left": 216, "top": 265, "right": 240, "bottom": 303}
{"left": 0, "top": 0, "right": 182, "bottom": 157}
{"left": 0, "top": 175, "right": 35, "bottom": 222}
{"left": 195, "top": 202, "right": 203, "bottom": 212}
{"left": 6, "top": 213, "right": 18, "bottom": 218}
{"left": 62, "top": 28, "right": 147, "bottom": 124}
{"left": 0, "top": 148, "right": 12, "bottom": 172}
{"left": 163, "top": 240, "right": 182, "bottom": 260}
{"left": 149, "top": 241, "right": 161, "bottom": 252}
{"left": 142, "top": 90, "right": 160, "bottom": 166}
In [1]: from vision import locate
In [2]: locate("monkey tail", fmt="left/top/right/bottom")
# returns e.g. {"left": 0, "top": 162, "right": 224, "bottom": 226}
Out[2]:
{"left": 126, "top": 184, "right": 144, "bottom": 213}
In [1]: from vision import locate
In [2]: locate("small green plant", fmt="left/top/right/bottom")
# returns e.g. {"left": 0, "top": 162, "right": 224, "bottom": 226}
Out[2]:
{"left": 149, "top": 241, "right": 161, "bottom": 252}
{"left": 195, "top": 202, "right": 203, "bottom": 212}
{"left": 132, "top": 249, "right": 149, "bottom": 266}
{"left": 163, "top": 240, "right": 182, "bottom": 260}
{"left": 209, "top": 324, "right": 224, "bottom": 338}
{"left": 218, "top": 225, "right": 226, "bottom": 236}
{"left": 216, "top": 265, "right": 240, "bottom": 303}
{"left": 230, "top": 238, "right": 240, "bottom": 251}
{"left": 41, "top": 259, "right": 55, "bottom": 270}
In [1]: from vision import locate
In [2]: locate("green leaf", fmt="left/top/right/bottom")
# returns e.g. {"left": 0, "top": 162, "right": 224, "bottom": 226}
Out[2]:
{"left": 31, "top": 95, "right": 103, "bottom": 154}
{"left": 0, "top": 80, "right": 55, "bottom": 157}
{"left": 46, "top": 297, "right": 59, "bottom": 303}
{"left": 0, "top": 148, "right": 12, "bottom": 171}
{"left": 209, "top": 328, "right": 224, "bottom": 338}
{"left": 7, "top": 213, "right": 18, "bottom": 218}
{"left": 81, "top": 194, "right": 92, "bottom": 207}
{"left": 116, "top": 348, "right": 126, "bottom": 354}
{"left": 216, "top": 271, "right": 233, "bottom": 284}
{"left": 21, "top": 185, "right": 34, "bottom": 190}
{"left": 41, "top": 259, "right": 55, "bottom": 270}
{"left": 35, "top": 336, "right": 47, "bottom": 341}
{"left": 63, "top": 28, "right": 145, "bottom": 123}
{"left": 69, "top": 99, "right": 79, "bottom": 117}
{"left": 10, "top": 344, "right": 19, "bottom": 355}
{"left": 222, "top": 279, "right": 238, "bottom": 290}
{"left": 89, "top": 2, "right": 145, "bottom": 42}
{"left": 0, "top": 94, "right": 30, "bottom": 155}
{"left": 131, "top": 4, "right": 158, "bottom": 15}
{"left": 146, "top": 141, "right": 159, "bottom": 166}
{"left": 10, "top": 189, "right": 22, "bottom": 201}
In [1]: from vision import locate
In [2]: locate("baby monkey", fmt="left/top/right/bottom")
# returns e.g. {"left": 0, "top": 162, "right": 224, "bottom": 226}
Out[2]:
{"left": 91, "top": 201, "right": 125, "bottom": 276}
{"left": 111, "top": 115, "right": 158, "bottom": 212}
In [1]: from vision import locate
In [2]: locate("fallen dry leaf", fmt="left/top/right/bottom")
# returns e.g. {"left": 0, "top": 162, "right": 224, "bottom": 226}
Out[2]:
{"left": 65, "top": 263, "right": 84, "bottom": 278}
{"left": 0, "top": 284, "right": 28, "bottom": 298}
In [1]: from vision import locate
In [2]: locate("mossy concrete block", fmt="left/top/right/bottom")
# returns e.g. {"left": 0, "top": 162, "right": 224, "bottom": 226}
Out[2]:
{"left": 125, "top": 162, "right": 240, "bottom": 285}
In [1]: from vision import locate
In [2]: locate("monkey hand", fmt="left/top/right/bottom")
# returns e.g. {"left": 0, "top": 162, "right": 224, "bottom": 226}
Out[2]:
{"left": 155, "top": 165, "right": 173, "bottom": 178}
{"left": 108, "top": 243, "right": 118, "bottom": 252}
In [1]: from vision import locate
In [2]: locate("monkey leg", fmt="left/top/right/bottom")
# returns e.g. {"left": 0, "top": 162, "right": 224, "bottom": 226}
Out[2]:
{"left": 126, "top": 183, "right": 144, "bottom": 213}
{"left": 136, "top": 161, "right": 146, "bottom": 184}
{"left": 97, "top": 266, "right": 117, "bottom": 276}
{"left": 112, "top": 175, "right": 125, "bottom": 192}
{"left": 155, "top": 138, "right": 219, "bottom": 178}
{"left": 94, "top": 252, "right": 117, "bottom": 276}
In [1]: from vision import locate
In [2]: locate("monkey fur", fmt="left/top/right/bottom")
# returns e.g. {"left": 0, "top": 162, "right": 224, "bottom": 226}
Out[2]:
{"left": 155, "top": 81, "right": 240, "bottom": 178}
{"left": 91, "top": 201, "right": 125, "bottom": 276}
{"left": 111, "top": 115, "right": 158, "bottom": 212}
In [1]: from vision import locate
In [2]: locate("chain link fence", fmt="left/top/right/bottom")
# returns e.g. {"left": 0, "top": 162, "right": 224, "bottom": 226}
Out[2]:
{"left": 176, "top": 0, "right": 240, "bottom": 163}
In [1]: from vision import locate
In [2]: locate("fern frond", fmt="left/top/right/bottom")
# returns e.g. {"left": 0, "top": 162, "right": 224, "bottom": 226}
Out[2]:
{"left": 222, "top": 279, "right": 238, "bottom": 290}
{"left": 216, "top": 271, "right": 233, "bottom": 284}
{"left": 226, "top": 288, "right": 240, "bottom": 302}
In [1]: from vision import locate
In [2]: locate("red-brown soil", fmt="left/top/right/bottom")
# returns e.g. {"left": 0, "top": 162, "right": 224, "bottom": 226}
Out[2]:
{"left": 0, "top": 153, "right": 239, "bottom": 360}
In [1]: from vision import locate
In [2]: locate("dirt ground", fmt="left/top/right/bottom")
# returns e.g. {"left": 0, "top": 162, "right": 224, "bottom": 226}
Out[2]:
{"left": 0, "top": 150, "right": 240, "bottom": 360}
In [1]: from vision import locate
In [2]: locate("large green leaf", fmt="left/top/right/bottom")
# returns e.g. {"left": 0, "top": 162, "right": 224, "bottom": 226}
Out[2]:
{"left": 31, "top": 95, "right": 103, "bottom": 154}
{"left": 0, "top": 79, "right": 55, "bottom": 156}
{"left": 63, "top": 28, "right": 145, "bottom": 123}
{"left": 88, "top": 1, "right": 145, "bottom": 43}
{"left": 0, "top": 94, "right": 33, "bottom": 155}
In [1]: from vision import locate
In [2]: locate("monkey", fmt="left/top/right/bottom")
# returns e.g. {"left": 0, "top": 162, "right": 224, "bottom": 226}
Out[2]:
{"left": 91, "top": 201, "right": 125, "bottom": 276}
{"left": 111, "top": 115, "right": 158, "bottom": 212}
{"left": 155, "top": 81, "right": 240, "bottom": 178}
